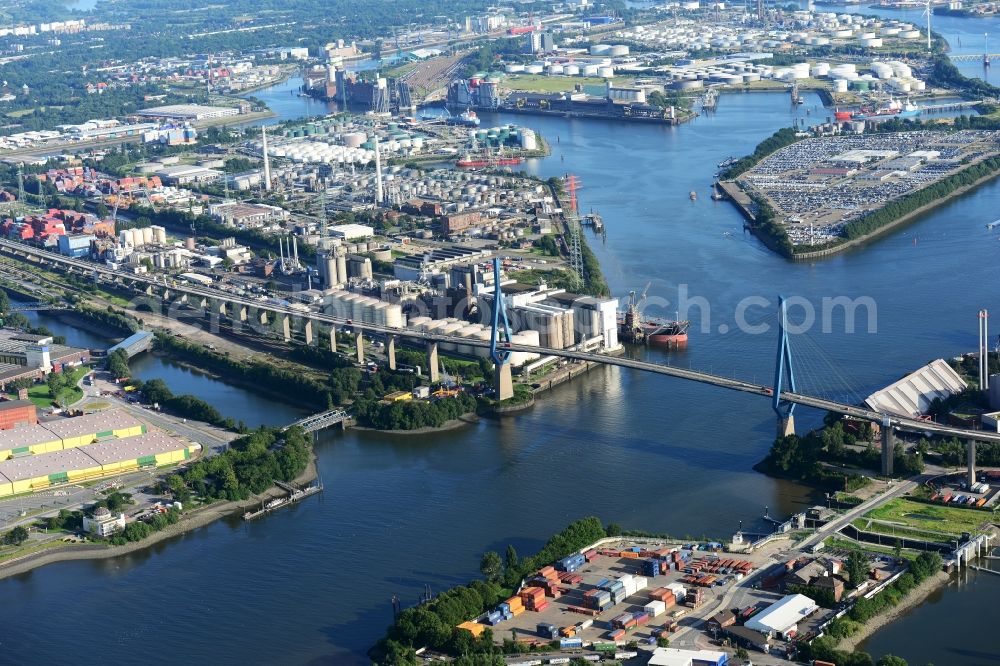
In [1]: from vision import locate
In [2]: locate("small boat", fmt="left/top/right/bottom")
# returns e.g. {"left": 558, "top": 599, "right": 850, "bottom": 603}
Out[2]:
{"left": 689, "top": 191, "right": 697, "bottom": 201}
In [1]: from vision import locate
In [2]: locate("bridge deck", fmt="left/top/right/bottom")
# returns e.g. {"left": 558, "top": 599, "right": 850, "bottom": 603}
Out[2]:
{"left": 5, "top": 239, "right": 1000, "bottom": 444}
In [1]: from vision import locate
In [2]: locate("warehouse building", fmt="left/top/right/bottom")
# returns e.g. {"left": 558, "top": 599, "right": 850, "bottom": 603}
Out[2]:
{"left": 135, "top": 104, "right": 240, "bottom": 121}
{"left": 0, "top": 431, "right": 198, "bottom": 497}
{"left": 865, "top": 358, "right": 967, "bottom": 418}
{"left": 743, "top": 593, "right": 819, "bottom": 640}
{"left": 0, "top": 409, "right": 146, "bottom": 460}
{"left": 0, "top": 399, "right": 37, "bottom": 430}
{"left": 648, "top": 647, "right": 728, "bottom": 666}
{"left": 0, "top": 329, "right": 91, "bottom": 388}
{"left": 154, "top": 164, "right": 223, "bottom": 185}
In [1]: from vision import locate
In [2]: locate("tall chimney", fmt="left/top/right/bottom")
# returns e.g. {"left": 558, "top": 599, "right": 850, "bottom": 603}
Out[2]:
{"left": 374, "top": 135, "right": 384, "bottom": 205}
{"left": 262, "top": 126, "right": 272, "bottom": 191}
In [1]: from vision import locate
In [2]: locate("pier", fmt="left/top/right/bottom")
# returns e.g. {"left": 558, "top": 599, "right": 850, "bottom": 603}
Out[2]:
{"left": 243, "top": 481, "right": 323, "bottom": 521}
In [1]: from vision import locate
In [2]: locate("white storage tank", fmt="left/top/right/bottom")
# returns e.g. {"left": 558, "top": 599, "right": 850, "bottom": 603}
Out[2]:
{"left": 519, "top": 128, "right": 537, "bottom": 151}
{"left": 547, "top": 64, "right": 564, "bottom": 75}
{"left": 597, "top": 66, "right": 615, "bottom": 78}
{"left": 563, "top": 64, "right": 580, "bottom": 76}
{"left": 505, "top": 63, "right": 525, "bottom": 73}
{"left": 152, "top": 225, "right": 167, "bottom": 244}
{"left": 833, "top": 79, "right": 848, "bottom": 93}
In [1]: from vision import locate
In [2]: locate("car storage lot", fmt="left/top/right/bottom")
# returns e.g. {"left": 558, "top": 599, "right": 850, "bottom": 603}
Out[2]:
{"left": 490, "top": 540, "right": 776, "bottom": 650}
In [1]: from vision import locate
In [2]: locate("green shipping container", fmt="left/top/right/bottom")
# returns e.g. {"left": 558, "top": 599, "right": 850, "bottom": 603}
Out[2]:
{"left": 138, "top": 455, "right": 157, "bottom": 467}
{"left": 48, "top": 472, "right": 69, "bottom": 484}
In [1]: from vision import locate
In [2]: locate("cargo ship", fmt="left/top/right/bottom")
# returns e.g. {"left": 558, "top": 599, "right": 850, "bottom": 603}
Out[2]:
{"left": 834, "top": 99, "right": 919, "bottom": 122}
{"left": 448, "top": 109, "right": 481, "bottom": 127}
{"left": 618, "top": 289, "right": 689, "bottom": 345}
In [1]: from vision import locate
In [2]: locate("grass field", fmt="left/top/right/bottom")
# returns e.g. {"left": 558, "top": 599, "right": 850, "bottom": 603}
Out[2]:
{"left": 862, "top": 498, "right": 993, "bottom": 538}
{"left": 8, "top": 366, "right": 90, "bottom": 409}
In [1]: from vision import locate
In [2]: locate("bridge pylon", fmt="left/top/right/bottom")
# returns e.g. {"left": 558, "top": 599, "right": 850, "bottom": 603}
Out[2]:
{"left": 489, "top": 257, "right": 514, "bottom": 402}
{"left": 773, "top": 296, "right": 797, "bottom": 438}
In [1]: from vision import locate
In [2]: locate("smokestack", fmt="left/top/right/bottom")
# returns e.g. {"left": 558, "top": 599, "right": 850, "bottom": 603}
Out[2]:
{"left": 373, "top": 135, "right": 384, "bottom": 205}
{"left": 986, "top": 310, "right": 991, "bottom": 391}
{"left": 262, "top": 126, "right": 272, "bottom": 191}
{"left": 980, "top": 310, "right": 986, "bottom": 392}
{"left": 292, "top": 234, "right": 299, "bottom": 266}
{"left": 279, "top": 236, "right": 285, "bottom": 266}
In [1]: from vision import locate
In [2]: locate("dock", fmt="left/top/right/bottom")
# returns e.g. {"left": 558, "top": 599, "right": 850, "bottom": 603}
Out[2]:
{"left": 716, "top": 181, "right": 756, "bottom": 222}
{"left": 243, "top": 481, "right": 323, "bottom": 520}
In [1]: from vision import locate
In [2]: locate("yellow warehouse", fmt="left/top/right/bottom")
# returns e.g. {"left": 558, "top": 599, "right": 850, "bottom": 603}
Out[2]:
{"left": 42, "top": 409, "right": 146, "bottom": 450}
{"left": 0, "top": 429, "right": 195, "bottom": 497}
{"left": 0, "top": 425, "right": 62, "bottom": 460}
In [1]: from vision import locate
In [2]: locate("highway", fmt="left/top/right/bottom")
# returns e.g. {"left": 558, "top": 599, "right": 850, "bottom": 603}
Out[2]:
{"left": 5, "top": 237, "right": 1000, "bottom": 445}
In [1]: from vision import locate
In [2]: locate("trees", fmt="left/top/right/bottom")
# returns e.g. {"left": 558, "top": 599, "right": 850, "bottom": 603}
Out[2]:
{"left": 3, "top": 526, "right": 30, "bottom": 546}
{"left": 505, "top": 544, "right": 519, "bottom": 572}
{"left": 876, "top": 656, "right": 909, "bottom": 666}
{"left": 847, "top": 550, "right": 869, "bottom": 588}
{"left": 107, "top": 349, "right": 131, "bottom": 379}
{"left": 735, "top": 647, "right": 750, "bottom": 663}
{"left": 479, "top": 551, "right": 503, "bottom": 582}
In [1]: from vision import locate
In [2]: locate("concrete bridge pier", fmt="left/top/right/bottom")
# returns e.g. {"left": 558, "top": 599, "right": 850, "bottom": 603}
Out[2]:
{"left": 162, "top": 288, "right": 171, "bottom": 301}
{"left": 304, "top": 320, "right": 314, "bottom": 346}
{"left": 387, "top": 335, "right": 396, "bottom": 371}
{"left": 355, "top": 330, "right": 364, "bottom": 364}
{"left": 280, "top": 314, "right": 291, "bottom": 343}
{"left": 427, "top": 341, "right": 439, "bottom": 383}
{"left": 329, "top": 328, "right": 337, "bottom": 353}
{"left": 777, "top": 415, "right": 795, "bottom": 438}
{"left": 495, "top": 362, "right": 514, "bottom": 402}
{"left": 881, "top": 424, "right": 894, "bottom": 477}
{"left": 215, "top": 300, "right": 227, "bottom": 318}
{"left": 968, "top": 439, "right": 977, "bottom": 487}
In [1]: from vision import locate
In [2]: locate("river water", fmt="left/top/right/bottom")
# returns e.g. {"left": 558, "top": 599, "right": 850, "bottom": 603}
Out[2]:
{"left": 4, "top": 20, "right": 1000, "bottom": 664}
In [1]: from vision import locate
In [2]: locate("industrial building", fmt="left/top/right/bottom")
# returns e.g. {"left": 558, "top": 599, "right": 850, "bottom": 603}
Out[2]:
{"left": 135, "top": 104, "right": 240, "bottom": 121}
{"left": 209, "top": 202, "right": 289, "bottom": 228}
{"left": 153, "top": 164, "right": 223, "bottom": 185}
{"left": 479, "top": 284, "right": 620, "bottom": 351}
{"left": 0, "top": 430, "right": 198, "bottom": 497}
{"left": 83, "top": 506, "right": 126, "bottom": 537}
{"left": 393, "top": 247, "right": 492, "bottom": 282}
{"left": 329, "top": 223, "right": 374, "bottom": 240}
{"left": 743, "top": 594, "right": 819, "bottom": 640}
{"left": 57, "top": 233, "right": 95, "bottom": 257}
{"left": 0, "top": 330, "right": 91, "bottom": 389}
{"left": 864, "top": 359, "right": 967, "bottom": 418}
{"left": 648, "top": 647, "right": 728, "bottom": 666}
{"left": 0, "top": 409, "right": 146, "bottom": 461}
{"left": 0, "top": 399, "right": 37, "bottom": 430}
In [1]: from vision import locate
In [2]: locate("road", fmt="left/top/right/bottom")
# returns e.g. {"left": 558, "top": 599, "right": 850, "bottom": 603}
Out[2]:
{"left": 4, "top": 237, "right": 998, "bottom": 449}
{"left": 798, "top": 476, "right": 919, "bottom": 552}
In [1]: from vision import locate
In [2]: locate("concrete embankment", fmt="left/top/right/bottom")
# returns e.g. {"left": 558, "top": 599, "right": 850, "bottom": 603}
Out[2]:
{"left": 837, "top": 570, "right": 951, "bottom": 652}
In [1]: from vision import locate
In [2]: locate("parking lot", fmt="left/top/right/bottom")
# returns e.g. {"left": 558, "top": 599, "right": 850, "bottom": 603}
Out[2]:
{"left": 737, "top": 130, "right": 1000, "bottom": 246}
